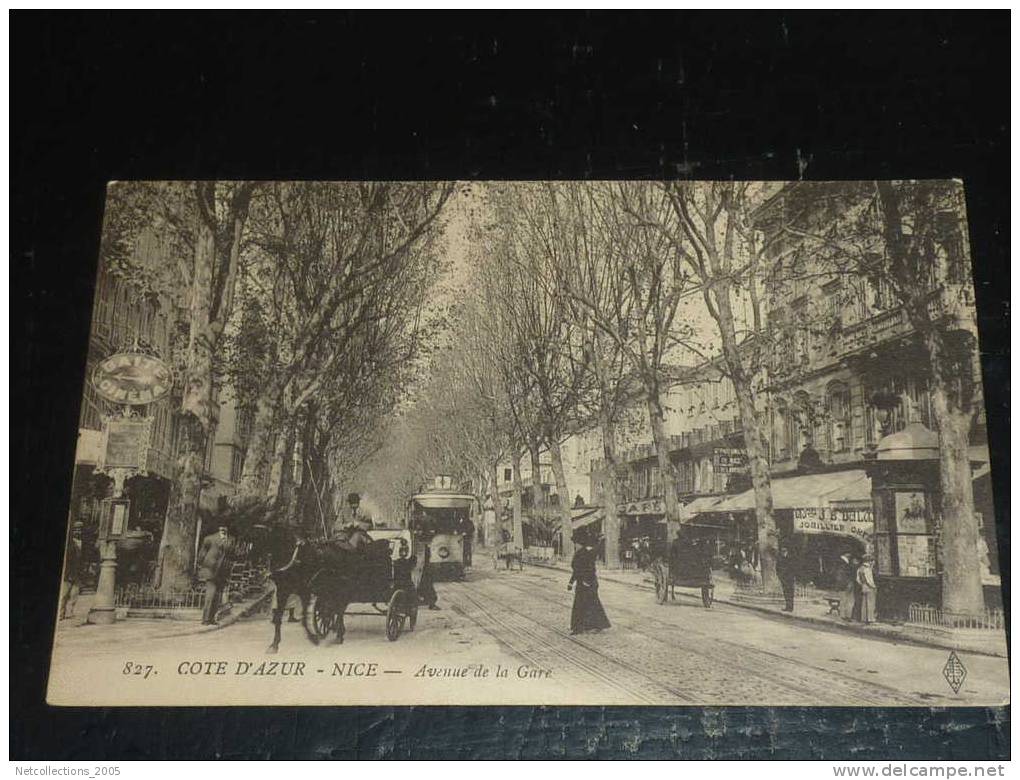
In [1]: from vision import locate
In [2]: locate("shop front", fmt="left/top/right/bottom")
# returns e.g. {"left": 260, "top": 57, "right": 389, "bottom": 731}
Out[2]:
{"left": 698, "top": 469, "right": 875, "bottom": 593}
{"left": 616, "top": 497, "right": 668, "bottom": 566}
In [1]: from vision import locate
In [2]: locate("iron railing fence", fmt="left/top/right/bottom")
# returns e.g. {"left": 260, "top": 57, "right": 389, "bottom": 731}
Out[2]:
{"left": 114, "top": 561, "right": 269, "bottom": 612}
{"left": 907, "top": 603, "right": 1005, "bottom": 631}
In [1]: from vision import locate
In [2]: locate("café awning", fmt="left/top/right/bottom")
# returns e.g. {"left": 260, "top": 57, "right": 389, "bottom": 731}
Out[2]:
{"left": 711, "top": 469, "right": 871, "bottom": 513}
{"left": 679, "top": 495, "right": 725, "bottom": 520}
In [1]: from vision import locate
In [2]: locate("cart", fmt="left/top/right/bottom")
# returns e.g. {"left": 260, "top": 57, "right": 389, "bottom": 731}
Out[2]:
{"left": 308, "top": 531, "right": 420, "bottom": 643}
{"left": 651, "top": 537, "right": 714, "bottom": 608}
{"left": 493, "top": 542, "right": 524, "bottom": 571}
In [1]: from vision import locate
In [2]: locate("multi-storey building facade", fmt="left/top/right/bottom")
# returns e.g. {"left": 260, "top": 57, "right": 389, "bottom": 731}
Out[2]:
{"left": 71, "top": 234, "right": 255, "bottom": 588}
{"left": 579, "top": 183, "right": 997, "bottom": 601}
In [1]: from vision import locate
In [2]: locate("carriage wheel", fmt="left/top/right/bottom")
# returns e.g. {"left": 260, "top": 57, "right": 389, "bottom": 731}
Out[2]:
{"left": 653, "top": 563, "right": 668, "bottom": 605}
{"left": 702, "top": 585, "right": 714, "bottom": 609}
{"left": 311, "top": 597, "right": 332, "bottom": 639}
{"left": 386, "top": 591, "right": 404, "bottom": 642}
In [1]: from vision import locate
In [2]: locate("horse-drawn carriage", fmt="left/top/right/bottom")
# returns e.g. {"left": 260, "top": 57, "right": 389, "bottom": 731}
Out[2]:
{"left": 651, "top": 531, "right": 715, "bottom": 608}
{"left": 307, "top": 529, "right": 421, "bottom": 643}
{"left": 265, "top": 526, "right": 426, "bottom": 652}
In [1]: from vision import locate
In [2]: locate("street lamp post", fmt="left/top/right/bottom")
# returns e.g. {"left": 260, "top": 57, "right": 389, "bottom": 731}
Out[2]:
{"left": 88, "top": 467, "right": 132, "bottom": 625}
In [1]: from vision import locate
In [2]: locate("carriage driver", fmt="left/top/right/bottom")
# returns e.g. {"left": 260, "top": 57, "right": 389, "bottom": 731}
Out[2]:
{"left": 331, "top": 492, "right": 373, "bottom": 551}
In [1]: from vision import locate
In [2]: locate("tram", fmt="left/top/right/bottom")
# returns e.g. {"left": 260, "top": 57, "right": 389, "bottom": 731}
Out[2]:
{"left": 407, "top": 475, "right": 475, "bottom": 581}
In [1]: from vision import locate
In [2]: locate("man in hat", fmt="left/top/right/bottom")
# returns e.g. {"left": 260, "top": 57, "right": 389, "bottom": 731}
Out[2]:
{"left": 331, "top": 492, "right": 373, "bottom": 551}
{"left": 59, "top": 522, "right": 85, "bottom": 620}
{"left": 776, "top": 542, "right": 796, "bottom": 612}
{"left": 197, "top": 523, "right": 235, "bottom": 625}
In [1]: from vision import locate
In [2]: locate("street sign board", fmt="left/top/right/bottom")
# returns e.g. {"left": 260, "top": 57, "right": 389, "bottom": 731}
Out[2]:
{"left": 98, "top": 417, "right": 153, "bottom": 472}
{"left": 714, "top": 448, "right": 747, "bottom": 473}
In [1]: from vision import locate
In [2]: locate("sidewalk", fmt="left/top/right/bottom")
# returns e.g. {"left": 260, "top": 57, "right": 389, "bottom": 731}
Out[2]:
{"left": 55, "top": 587, "right": 273, "bottom": 641}
{"left": 530, "top": 558, "right": 1008, "bottom": 659}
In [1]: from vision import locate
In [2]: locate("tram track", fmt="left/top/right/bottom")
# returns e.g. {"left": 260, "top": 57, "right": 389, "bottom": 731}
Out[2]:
{"left": 444, "top": 581, "right": 698, "bottom": 704}
{"left": 460, "top": 570, "right": 927, "bottom": 706}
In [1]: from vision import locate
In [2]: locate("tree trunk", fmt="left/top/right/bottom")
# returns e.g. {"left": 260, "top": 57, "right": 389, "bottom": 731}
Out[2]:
{"left": 273, "top": 418, "right": 298, "bottom": 516}
{"left": 713, "top": 286, "right": 779, "bottom": 593}
{"left": 157, "top": 413, "right": 207, "bottom": 592}
{"left": 925, "top": 332, "right": 983, "bottom": 617}
{"left": 528, "top": 440, "right": 545, "bottom": 524}
{"left": 156, "top": 219, "right": 217, "bottom": 593}
{"left": 599, "top": 415, "right": 623, "bottom": 569}
{"left": 646, "top": 392, "right": 680, "bottom": 546}
{"left": 238, "top": 377, "right": 285, "bottom": 497}
{"left": 547, "top": 438, "right": 575, "bottom": 560}
{"left": 488, "top": 460, "right": 502, "bottom": 549}
{"left": 510, "top": 451, "right": 525, "bottom": 549}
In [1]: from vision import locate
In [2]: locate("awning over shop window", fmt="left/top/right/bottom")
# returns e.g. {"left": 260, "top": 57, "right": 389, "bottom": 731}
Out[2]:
{"left": 679, "top": 495, "right": 725, "bottom": 520}
{"left": 711, "top": 469, "right": 871, "bottom": 513}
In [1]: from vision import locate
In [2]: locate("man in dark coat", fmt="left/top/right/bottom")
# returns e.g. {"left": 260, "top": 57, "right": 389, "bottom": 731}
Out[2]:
{"left": 417, "top": 544, "right": 440, "bottom": 610}
{"left": 197, "top": 524, "right": 234, "bottom": 625}
{"left": 776, "top": 543, "right": 796, "bottom": 612}
{"left": 59, "top": 522, "right": 85, "bottom": 620}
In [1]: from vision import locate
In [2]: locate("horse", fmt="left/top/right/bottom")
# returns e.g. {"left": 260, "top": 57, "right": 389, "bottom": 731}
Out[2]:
{"left": 256, "top": 527, "right": 376, "bottom": 652}
{"left": 250, "top": 523, "right": 321, "bottom": 654}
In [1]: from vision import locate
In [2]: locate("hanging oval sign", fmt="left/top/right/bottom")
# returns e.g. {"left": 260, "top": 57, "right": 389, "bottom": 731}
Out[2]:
{"left": 92, "top": 352, "right": 174, "bottom": 406}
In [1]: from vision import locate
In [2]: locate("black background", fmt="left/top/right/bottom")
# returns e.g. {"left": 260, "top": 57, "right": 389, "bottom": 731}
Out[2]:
{"left": 11, "top": 12, "right": 1010, "bottom": 760}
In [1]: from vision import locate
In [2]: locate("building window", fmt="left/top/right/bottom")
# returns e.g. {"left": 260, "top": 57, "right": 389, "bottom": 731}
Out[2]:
{"left": 791, "top": 391, "right": 814, "bottom": 454}
{"left": 826, "top": 382, "right": 852, "bottom": 453}
{"left": 866, "top": 375, "right": 934, "bottom": 441}
{"left": 935, "top": 210, "right": 967, "bottom": 284}
{"left": 237, "top": 407, "right": 255, "bottom": 443}
{"left": 230, "top": 449, "right": 244, "bottom": 484}
{"left": 772, "top": 400, "right": 790, "bottom": 461}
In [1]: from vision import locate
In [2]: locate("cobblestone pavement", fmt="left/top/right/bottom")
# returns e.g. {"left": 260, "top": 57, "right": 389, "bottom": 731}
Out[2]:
{"left": 47, "top": 565, "right": 1009, "bottom": 706}
{"left": 445, "top": 566, "right": 1009, "bottom": 706}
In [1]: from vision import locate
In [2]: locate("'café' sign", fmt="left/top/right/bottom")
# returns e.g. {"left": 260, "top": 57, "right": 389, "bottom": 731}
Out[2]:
{"left": 617, "top": 498, "right": 666, "bottom": 516}
{"left": 793, "top": 507, "right": 873, "bottom": 541}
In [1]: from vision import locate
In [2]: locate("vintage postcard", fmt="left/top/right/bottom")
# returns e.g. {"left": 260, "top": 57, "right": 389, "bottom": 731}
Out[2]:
{"left": 47, "top": 180, "right": 1008, "bottom": 707}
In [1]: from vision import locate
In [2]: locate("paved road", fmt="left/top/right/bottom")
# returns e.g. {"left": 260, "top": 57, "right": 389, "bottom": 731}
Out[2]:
{"left": 444, "top": 566, "right": 1009, "bottom": 706}
{"left": 47, "top": 565, "right": 1009, "bottom": 706}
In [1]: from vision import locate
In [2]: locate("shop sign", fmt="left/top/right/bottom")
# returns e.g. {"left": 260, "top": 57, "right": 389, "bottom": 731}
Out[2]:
{"left": 714, "top": 448, "right": 747, "bottom": 474}
{"left": 792, "top": 506, "right": 873, "bottom": 542}
{"left": 93, "top": 352, "right": 173, "bottom": 406}
{"left": 97, "top": 417, "right": 153, "bottom": 472}
{"left": 617, "top": 497, "right": 665, "bottom": 516}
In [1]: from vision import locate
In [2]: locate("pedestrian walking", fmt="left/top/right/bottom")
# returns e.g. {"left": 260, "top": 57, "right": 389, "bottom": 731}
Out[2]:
{"left": 197, "top": 524, "right": 234, "bottom": 625}
{"left": 567, "top": 531, "right": 610, "bottom": 635}
{"left": 856, "top": 554, "right": 877, "bottom": 624}
{"left": 776, "top": 543, "right": 796, "bottom": 612}
{"left": 837, "top": 553, "right": 861, "bottom": 621}
{"left": 417, "top": 544, "right": 440, "bottom": 610}
{"left": 59, "top": 522, "right": 85, "bottom": 620}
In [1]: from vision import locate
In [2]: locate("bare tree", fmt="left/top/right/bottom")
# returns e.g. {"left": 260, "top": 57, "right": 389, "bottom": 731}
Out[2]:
{"left": 228, "top": 181, "right": 453, "bottom": 506}
{"left": 649, "top": 181, "right": 781, "bottom": 591}
{"left": 554, "top": 182, "right": 698, "bottom": 547}
{"left": 103, "top": 181, "right": 261, "bottom": 593}
{"left": 778, "top": 180, "right": 986, "bottom": 616}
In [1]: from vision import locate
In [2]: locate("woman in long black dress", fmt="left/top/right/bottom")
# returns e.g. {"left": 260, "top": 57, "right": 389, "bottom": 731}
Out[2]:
{"left": 568, "top": 534, "right": 611, "bottom": 635}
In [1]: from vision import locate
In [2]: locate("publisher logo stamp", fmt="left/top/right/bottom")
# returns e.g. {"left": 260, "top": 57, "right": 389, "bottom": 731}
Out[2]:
{"left": 942, "top": 651, "right": 967, "bottom": 694}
